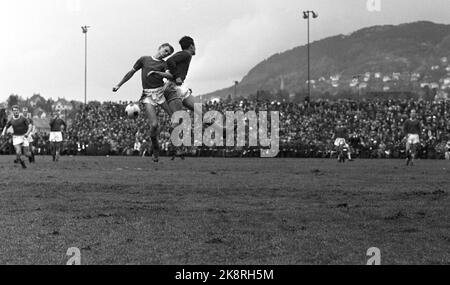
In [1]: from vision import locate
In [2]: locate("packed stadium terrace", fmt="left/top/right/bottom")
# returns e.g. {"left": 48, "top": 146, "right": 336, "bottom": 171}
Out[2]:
{"left": 1, "top": 98, "right": 449, "bottom": 159}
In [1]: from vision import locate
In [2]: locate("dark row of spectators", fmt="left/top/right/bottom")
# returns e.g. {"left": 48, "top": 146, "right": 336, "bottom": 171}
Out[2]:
{"left": 1, "top": 98, "right": 449, "bottom": 159}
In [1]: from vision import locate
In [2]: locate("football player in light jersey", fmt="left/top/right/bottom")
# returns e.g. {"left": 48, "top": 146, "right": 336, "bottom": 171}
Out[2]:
{"left": 444, "top": 139, "right": 450, "bottom": 160}
{"left": 22, "top": 107, "right": 36, "bottom": 163}
{"left": 1, "top": 105, "right": 32, "bottom": 168}
{"left": 333, "top": 121, "right": 352, "bottom": 161}
{"left": 403, "top": 109, "right": 421, "bottom": 166}
{"left": 113, "top": 43, "right": 175, "bottom": 162}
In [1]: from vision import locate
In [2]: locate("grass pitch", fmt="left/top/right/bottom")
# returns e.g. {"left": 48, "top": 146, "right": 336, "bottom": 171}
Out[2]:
{"left": 0, "top": 156, "right": 449, "bottom": 264}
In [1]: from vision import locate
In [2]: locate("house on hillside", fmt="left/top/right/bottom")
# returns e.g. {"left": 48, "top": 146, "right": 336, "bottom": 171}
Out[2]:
{"left": 435, "top": 90, "right": 448, "bottom": 101}
{"left": 53, "top": 98, "right": 73, "bottom": 113}
{"left": 358, "top": 83, "right": 368, "bottom": 89}
{"left": 411, "top": 73, "right": 421, "bottom": 81}
{"left": 32, "top": 107, "right": 47, "bottom": 119}
{"left": 33, "top": 118, "right": 51, "bottom": 133}
{"left": 29, "top": 93, "right": 45, "bottom": 107}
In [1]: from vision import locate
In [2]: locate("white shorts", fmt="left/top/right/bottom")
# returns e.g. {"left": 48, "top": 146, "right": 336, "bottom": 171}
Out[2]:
{"left": 141, "top": 87, "right": 166, "bottom": 106}
{"left": 406, "top": 134, "right": 420, "bottom": 145}
{"left": 12, "top": 135, "right": 26, "bottom": 146}
{"left": 50, "top": 131, "right": 63, "bottom": 142}
{"left": 334, "top": 138, "right": 347, "bottom": 147}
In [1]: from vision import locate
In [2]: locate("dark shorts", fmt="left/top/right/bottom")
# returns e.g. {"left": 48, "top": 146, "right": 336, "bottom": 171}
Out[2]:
{"left": 163, "top": 81, "right": 192, "bottom": 103}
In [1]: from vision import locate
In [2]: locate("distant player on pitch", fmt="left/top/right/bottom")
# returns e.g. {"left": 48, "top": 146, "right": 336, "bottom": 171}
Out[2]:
{"left": 333, "top": 121, "right": 352, "bottom": 161}
{"left": 1, "top": 105, "right": 33, "bottom": 168}
{"left": 22, "top": 107, "right": 36, "bottom": 163}
{"left": 113, "top": 43, "right": 175, "bottom": 162}
{"left": 403, "top": 109, "right": 421, "bottom": 166}
{"left": 49, "top": 111, "right": 67, "bottom": 162}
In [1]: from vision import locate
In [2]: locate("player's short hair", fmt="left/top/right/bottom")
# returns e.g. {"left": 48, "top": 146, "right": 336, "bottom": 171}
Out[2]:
{"left": 159, "top": 43, "right": 174, "bottom": 54}
{"left": 12, "top": 105, "right": 19, "bottom": 110}
{"left": 179, "top": 36, "right": 194, "bottom": 50}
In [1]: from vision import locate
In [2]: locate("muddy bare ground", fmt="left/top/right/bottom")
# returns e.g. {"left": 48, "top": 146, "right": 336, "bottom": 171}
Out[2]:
{"left": 0, "top": 156, "right": 449, "bottom": 264}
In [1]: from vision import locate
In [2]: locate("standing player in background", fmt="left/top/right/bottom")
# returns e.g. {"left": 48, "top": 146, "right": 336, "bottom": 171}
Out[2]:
{"left": 333, "top": 121, "right": 352, "bottom": 161}
{"left": 113, "top": 43, "right": 175, "bottom": 162}
{"left": 1, "top": 105, "right": 32, "bottom": 168}
{"left": 445, "top": 139, "right": 450, "bottom": 160}
{"left": 49, "top": 111, "right": 67, "bottom": 162}
{"left": 22, "top": 107, "right": 36, "bottom": 163}
{"left": 404, "top": 109, "right": 421, "bottom": 166}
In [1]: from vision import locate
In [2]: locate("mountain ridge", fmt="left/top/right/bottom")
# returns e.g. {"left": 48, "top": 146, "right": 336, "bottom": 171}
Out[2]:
{"left": 201, "top": 21, "right": 450, "bottom": 100}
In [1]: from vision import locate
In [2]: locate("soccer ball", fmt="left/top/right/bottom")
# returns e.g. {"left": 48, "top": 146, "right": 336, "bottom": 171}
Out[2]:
{"left": 125, "top": 103, "right": 140, "bottom": 118}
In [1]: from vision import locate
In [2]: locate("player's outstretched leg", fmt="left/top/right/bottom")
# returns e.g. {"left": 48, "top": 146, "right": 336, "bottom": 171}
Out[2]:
{"left": 160, "top": 101, "right": 173, "bottom": 117}
{"left": 55, "top": 142, "right": 61, "bottom": 162}
{"left": 50, "top": 142, "right": 55, "bottom": 161}
{"left": 23, "top": 146, "right": 32, "bottom": 164}
{"left": 182, "top": 94, "right": 195, "bottom": 112}
{"left": 410, "top": 143, "right": 417, "bottom": 166}
{"left": 167, "top": 97, "right": 184, "bottom": 115}
{"left": 29, "top": 144, "right": 35, "bottom": 163}
{"left": 144, "top": 103, "right": 160, "bottom": 163}
{"left": 167, "top": 98, "right": 186, "bottom": 160}
{"left": 405, "top": 141, "right": 411, "bottom": 166}
{"left": 14, "top": 145, "right": 26, "bottom": 169}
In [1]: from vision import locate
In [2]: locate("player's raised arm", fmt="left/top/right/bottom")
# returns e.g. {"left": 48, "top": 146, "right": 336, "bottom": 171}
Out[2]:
{"left": 113, "top": 57, "right": 144, "bottom": 92}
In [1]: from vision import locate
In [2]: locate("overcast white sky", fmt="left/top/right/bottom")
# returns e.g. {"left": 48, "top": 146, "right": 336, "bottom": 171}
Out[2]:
{"left": 1, "top": 0, "right": 449, "bottom": 103}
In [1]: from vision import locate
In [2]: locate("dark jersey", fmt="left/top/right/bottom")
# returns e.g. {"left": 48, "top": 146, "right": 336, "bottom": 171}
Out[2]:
{"left": 166, "top": 50, "right": 192, "bottom": 83}
{"left": 50, "top": 118, "right": 66, "bottom": 132}
{"left": 335, "top": 126, "right": 348, "bottom": 139}
{"left": 133, "top": 56, "right": 168, "bottom": 89}
{"left": 404, "top": 119, "right": 421, "bottom": 134}
{"left": 5, "top": 116, "right": 29, "bottom": 136}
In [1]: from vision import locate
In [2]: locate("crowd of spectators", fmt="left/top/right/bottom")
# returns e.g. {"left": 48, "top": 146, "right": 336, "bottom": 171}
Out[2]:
{"left": 1, "top": 98, "right": 450, "bottom": 159}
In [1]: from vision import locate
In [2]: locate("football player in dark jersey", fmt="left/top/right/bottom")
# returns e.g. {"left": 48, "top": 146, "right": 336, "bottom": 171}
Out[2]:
{"left": 113, "top": 43, "right": 175, "bottom": 162}
{"left": 1, "top": 105, "right": 32, "bottom": 168}
{"left": 403, "top": 109, "right": 421, "bottom": 166}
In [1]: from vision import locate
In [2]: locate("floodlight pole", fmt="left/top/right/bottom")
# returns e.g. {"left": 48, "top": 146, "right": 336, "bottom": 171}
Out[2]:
{"left": 82, "top": 26, "right": 90, "bottom": 105}
{"left": 302, "top": 11, "right": 318, "bottom": 101}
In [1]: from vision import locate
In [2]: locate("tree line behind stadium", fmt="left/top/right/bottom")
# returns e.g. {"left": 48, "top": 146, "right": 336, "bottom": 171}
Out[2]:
{"left": 0, "top": 97, "right": 449, "bottom": 159}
